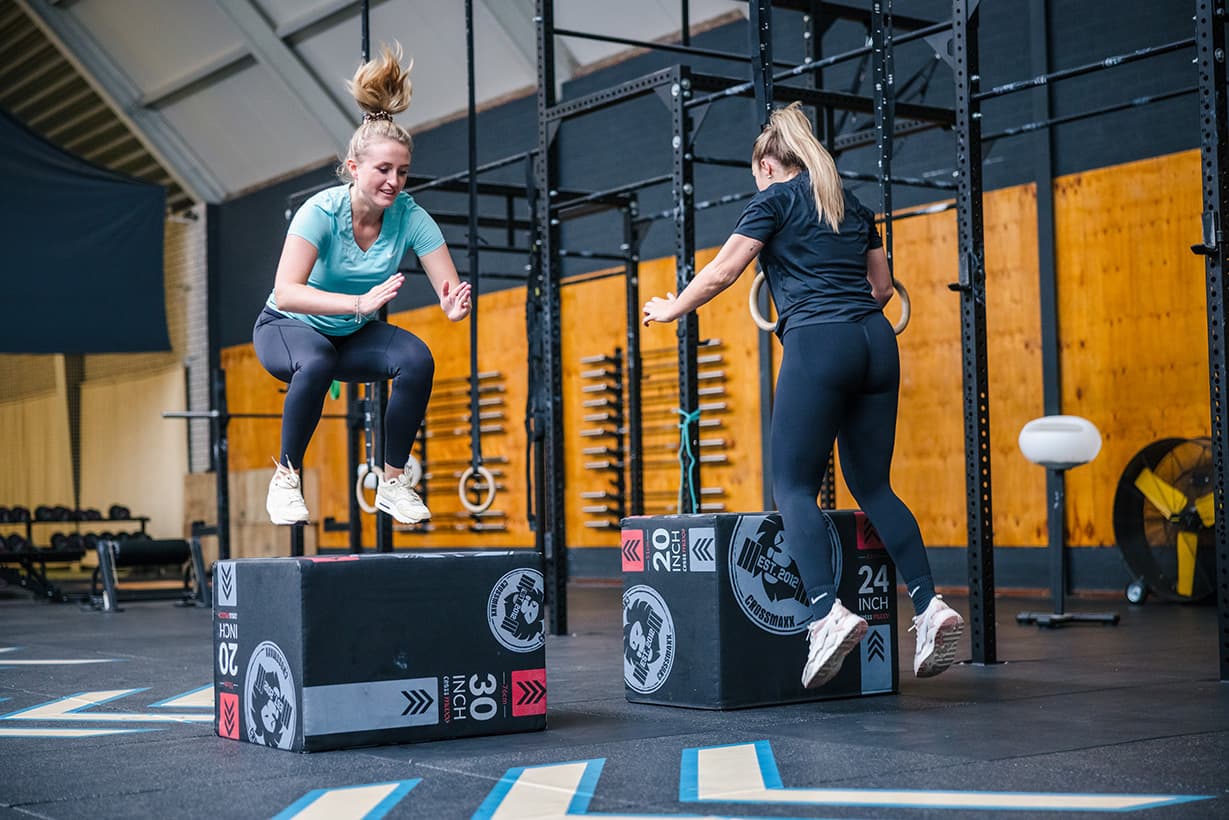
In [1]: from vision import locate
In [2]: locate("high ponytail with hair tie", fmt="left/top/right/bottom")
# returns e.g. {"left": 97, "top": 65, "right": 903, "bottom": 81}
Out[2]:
{"left": 753, "top": 102, "right": 845, "bottom": 231}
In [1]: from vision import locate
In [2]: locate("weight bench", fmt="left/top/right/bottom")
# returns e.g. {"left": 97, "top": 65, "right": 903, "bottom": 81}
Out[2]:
{"left": 92, "top": 536, "right": 209, "bottom": 612}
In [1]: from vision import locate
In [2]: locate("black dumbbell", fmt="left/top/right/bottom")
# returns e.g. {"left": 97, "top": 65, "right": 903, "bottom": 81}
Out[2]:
{"left": 34, "top": 505, "right": 53, "bottom": 521}
{"left": 50, "top": 533, "right": 68, "bottom": 550}
{"left": 10, "top": 506, "right": 30, "bottom": 523}
{"left": 108, "top": 504, "right": 131, "bottom": 520}
{"left": 6, "top": 533, "right": 29, "bottom": 552}
{"left": 0, "top": 507, "right": 9, "bottom": 523}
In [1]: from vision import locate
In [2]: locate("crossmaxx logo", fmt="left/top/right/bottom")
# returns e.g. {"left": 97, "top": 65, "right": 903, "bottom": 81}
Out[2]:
{"left": 622, "top": 585, "right": 675, "bottom": 694}
{"left": 487, "top": 569, "right": 545, "bottom": 653}
{"left": 244, "top": 641, "right": 295, "bottom": 749}
{"left": 728, "top": 514, "right": 842, "bottom": 635}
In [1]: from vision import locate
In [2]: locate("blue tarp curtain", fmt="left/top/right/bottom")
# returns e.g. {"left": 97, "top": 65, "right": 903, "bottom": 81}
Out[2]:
{"left": 0, "top": 106, "right": 169, "bottom": 353}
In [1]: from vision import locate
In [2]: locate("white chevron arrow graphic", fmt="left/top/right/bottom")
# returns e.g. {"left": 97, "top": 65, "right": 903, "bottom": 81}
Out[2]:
{"left": 149, "top": 685, "right": 213, "bottom": 710}
{"left": 0, "top": 727, "right": 153, "bottom": 738}
{"left": 474, "top": 759, "right": 763, "bottom": 820}
{"left": 1, "top": 690, "right": 212, "bottom": 723}
{"left": 273, "top": 780, "right": 420, "bottom": 820}
{"left": 0, "top": 647, "right": 119, "bottom": 666}
{"left": 682, "top": 741, "right": 1210, "bottom": 812}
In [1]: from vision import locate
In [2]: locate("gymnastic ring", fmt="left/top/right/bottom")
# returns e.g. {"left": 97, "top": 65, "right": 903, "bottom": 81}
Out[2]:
{"left": 355, "top": 463, "right": 382, "bottom": 515}
{"left": 404, "top": 454, "right": 423, "bottom": 488}
{"left": 748, "top": 270, "right": 777, "bottom": 333}
{"left": 892, "top": 278, "right": 911, "bottom": 335}
{"left": 458, "top": 465, "right": 497, "bottom": 514}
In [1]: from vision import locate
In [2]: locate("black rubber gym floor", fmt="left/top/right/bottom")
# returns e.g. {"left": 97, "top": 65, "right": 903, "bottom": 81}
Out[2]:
{"left": 1, "top": 580, "right": 1226, "bottom": 819}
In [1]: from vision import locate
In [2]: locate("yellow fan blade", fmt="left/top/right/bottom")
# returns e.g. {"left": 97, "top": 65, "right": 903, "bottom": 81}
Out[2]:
{"left": 1177, "top": 530, "right": 1198, "bottom": 597}
{"left": 1195, "top": 492, "right": 1216, "bottom": 528}
{"left": 1134, "top": 467, "right": 1188, "bottom": 519}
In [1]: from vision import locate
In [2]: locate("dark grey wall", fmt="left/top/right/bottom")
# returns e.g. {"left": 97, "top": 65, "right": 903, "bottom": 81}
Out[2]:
{"left": 214, "top": 0, "right": 1201, "bottom": 349}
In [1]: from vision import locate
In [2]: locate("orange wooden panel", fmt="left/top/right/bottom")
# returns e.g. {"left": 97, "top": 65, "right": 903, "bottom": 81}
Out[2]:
{"left": 1056, "top": 149, "right": 1208, "bottom": 546}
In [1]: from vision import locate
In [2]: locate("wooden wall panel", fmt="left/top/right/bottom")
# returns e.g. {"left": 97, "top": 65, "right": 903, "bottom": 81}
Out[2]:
{"left": 1056, "top": 149, "right": 1207, "bottom": 546}
{"left": 561, "top": 268, "right": 628, "bottom": 547}
{"left": 79, "top": 366, "right": 190, "bottom": 539}
{"left": 560, "top": 250, "right": 765, "bottom": 548}
{"left": 217, "top": 150, "right": 1205, "bottom": 559}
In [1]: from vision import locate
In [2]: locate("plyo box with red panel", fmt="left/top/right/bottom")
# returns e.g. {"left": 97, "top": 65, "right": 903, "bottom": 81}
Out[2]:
{"left": 620, "top": 511, "right": 898, "bottom": 709}
{"left": 213, "top": 551, "right": 547, "bottom": 752}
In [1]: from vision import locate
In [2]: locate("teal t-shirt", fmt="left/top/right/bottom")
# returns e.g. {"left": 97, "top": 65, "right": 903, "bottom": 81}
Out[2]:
{"left": 266, "top": 184, "right": 446, "bottom": 335}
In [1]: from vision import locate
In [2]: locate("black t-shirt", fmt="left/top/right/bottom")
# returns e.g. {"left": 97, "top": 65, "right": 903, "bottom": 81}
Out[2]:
{"left": 733, "top": 172, "right": 883, "bottom": 336}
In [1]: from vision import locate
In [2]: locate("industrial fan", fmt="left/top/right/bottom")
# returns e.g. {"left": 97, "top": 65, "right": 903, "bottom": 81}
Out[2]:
{"left": 1112, "top": 437, "right": 1217, "bottom": 604}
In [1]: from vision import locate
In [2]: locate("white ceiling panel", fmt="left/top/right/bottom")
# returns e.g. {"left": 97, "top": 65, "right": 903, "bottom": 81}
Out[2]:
{"left": 28, "top": 0, "right": 754, "bottom": 200}
{"left": 556, "top": 0, "right": 745, "bottom": 65}
{"left": 70, "top": 0, "right": 243, "bottom": 94}
{"left": 253, "top": 0, "right": 347, "bottom": 30}
{"left": 159, "top": 63, "right": 336, "bottom": 194}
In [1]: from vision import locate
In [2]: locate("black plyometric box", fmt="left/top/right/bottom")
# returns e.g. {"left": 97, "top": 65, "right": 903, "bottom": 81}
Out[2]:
{"left": 212, "top": 551, "right": 547, "bottom": 752}
{"left": 620, "top": 511, "right": 898, "bottom": 709}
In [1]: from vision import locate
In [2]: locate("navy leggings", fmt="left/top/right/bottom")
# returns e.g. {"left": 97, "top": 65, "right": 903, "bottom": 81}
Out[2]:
{"left": 771, "top": 314, "right": 933, "bottom": 614}
{"left": 252, "top": 307, "right": 434, "bottom": 470}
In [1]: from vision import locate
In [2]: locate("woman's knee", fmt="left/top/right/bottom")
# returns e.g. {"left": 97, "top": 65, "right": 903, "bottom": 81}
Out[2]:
{"left": 391, "top": 336, "right": 434, "bottom": 385}
{"left": 292, "top": 354, "right": 338, "bottom": 391}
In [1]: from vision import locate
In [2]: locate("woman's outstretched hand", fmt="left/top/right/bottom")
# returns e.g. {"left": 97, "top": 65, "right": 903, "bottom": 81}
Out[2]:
{"left": 358, "top": 273, "right": 404, "bottom": 315}
{"left": 642, "top": 292, "right": 679, "bottom": 326}
{"left": 442, "top": 279, "right": 472, "bottom": 321}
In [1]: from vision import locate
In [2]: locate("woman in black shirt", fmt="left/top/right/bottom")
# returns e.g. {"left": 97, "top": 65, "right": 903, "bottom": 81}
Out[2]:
{"left": 643, "top": 102, "right": 964, "bottom": 689}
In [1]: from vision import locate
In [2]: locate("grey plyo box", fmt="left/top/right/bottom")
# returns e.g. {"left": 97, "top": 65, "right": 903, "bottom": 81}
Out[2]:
{"left": 212, "top": 551, "right": 547, "bottom": 752}
{"left": 620, "top": 511, "right": 898, "bottom": 709}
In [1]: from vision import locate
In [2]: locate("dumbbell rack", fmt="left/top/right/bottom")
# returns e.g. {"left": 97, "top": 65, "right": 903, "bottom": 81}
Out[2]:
{"left": 0, "top": 507, "right": 148, "bottom": 602}
{"left": 578, "top": 348, "right": 627, "bottom": 531}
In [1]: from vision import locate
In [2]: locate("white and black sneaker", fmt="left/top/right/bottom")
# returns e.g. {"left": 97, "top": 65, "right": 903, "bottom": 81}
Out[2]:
{"left": 376, "top": 473, "right": 431, "bottom": 524}
{"left": 800, "top": 599, "right": 868, "bottom": 689}
{"left": 266, "top": 460, "right": 309, "bottom": 525}
{"left": 911, "top": 595, "right": 965, "bottom": 678}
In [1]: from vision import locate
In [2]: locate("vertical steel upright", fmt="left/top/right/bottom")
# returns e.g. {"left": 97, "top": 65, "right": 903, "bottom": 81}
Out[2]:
{"left": 357, "top": 0, "right": 393, "bottom": 553}
{"left": 951, "top": 0, "right": 997, "bottom": 664}
{"left": 752, "top": 0, "right": 777, "bottom": 512}
{"left": 748, "top": 0, "right": 774, "bottom": 126}
{"left": 211, "top": 367, "right": 231, "bottom": 560}
{"left": 623, "top": 201, "right": 645, "bottom": 516}
{"left": 1194, "top": 0, "right": 1229, "bottom": 681}
{"left": 534, "top": 0, "right": 568, "bottom": 633}
{"left": 1029, "top": 0, "right": 1068, "bottom": 603}
{"left": 671, "top": 64, "right": 701, "bottom": 513}
{"left": 465, "top": 0, "right": 485, "bottom": 486}
{"left": 871, "top": 1, "right": 895, "bottom": 277}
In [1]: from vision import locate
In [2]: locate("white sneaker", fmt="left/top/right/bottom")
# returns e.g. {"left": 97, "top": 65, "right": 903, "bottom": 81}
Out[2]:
{"left": 376, "top": 473, "right": 431, "bottom": 524}
{"left": 911, "top": 595, "right": 965, "bottom": 678}
{"left": 800, "top": 599, "right": 868, "bottom": 689}
{"left": 266, "top": 462, "right": 309, "bottom": 525}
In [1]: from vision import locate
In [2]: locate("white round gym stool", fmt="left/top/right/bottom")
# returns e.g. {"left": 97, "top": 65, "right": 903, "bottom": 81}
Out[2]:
{"left": 1016, "top": 415, "right": 1120, "bottom": 628}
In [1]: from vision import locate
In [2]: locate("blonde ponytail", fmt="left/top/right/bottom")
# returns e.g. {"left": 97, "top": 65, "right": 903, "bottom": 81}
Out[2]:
{"left": 338, "top": 42, "right": 415, "bottom": 182}
{"left": 752, "top": 102, "right": 845, "bottom": 231}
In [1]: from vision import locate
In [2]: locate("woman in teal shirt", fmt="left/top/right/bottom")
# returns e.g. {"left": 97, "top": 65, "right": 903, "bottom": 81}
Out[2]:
{"left": 253, "top": 44, "right": 470, "bottom": 526}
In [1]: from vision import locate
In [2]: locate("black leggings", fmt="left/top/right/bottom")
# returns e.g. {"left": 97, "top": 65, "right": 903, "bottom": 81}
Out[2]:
{"left": 252, "top": 307, "right": 434, "bottom": 469}
{"left": 771, "top": 314, "right": 933, "bottom": 608}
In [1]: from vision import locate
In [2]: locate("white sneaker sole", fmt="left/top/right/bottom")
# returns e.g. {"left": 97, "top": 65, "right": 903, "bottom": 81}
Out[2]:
{"left": 915, "top": 616, "right": 964, "bottom": 678}
{"left": 268, "top": 510, "right": 309, "bottom": 526}
{"left": 801, "top": 616, "right": 868, "bottom": 690}
{"left": 375, "top": 495, "right": 431, "bottom": 524}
